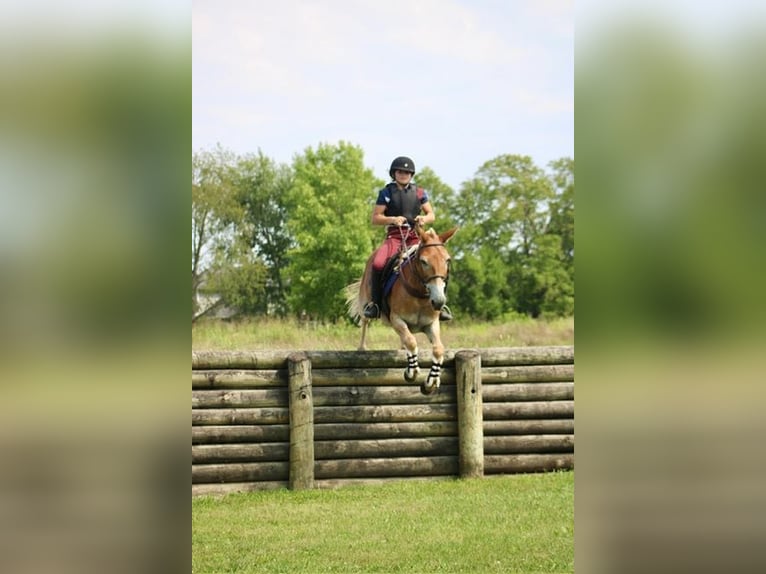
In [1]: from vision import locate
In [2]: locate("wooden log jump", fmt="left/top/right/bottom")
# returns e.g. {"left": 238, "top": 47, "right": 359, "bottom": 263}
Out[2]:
{"left": 191, "top": 346, "right": 574, "bottom": 494}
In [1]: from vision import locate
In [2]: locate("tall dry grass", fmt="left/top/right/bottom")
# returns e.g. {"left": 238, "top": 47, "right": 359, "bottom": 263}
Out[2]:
{"left": 192, "top": 316, "right": 574, "bottom": 351}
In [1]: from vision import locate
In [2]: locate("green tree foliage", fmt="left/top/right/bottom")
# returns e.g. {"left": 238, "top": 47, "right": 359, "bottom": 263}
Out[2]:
{"left": 205, "top": 244, "right": 270, "bottom": 315}
{"left": 284, "top": 142, "right": 383, "bottom": 321}
{"left": 515, "top": 234, "right": 575, "bottom": 318}
{"left": 448, "top": 154, "right": 574, "bottom": 318}
{"left": 411, "top": 166, "right": 459, "bottom": 232}
{"left": 192, "top": 145, "right": 243, "bottom": 320}
{"left": 233, "top": 151, "right": 293, "bottom": 315}
{"left": 450, "top": 246, "right": 513, "bottom": 320}
{"left": 547, "top": 157, "right": 575, "bottom": 272}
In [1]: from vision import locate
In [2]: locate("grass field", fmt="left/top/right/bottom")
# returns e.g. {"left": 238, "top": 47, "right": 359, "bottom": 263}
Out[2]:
{"left": 192, "top": 316, "right": 574, "bottom": 351}
{"left": 192, "top": 472, "right": 574, "bottom": 574}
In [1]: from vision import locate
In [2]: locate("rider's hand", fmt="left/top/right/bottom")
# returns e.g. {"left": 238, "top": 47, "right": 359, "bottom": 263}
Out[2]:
{"left": 395, "top": 216, "right": 407, "bottom": 226}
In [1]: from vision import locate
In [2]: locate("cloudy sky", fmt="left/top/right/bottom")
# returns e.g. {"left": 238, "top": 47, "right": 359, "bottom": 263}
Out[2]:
{"left": 193, "top": 0, "right": 573, "bottom": 190}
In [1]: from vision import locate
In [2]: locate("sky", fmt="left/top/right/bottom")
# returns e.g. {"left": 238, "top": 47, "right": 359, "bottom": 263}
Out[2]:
{"left": 193, "top": 0, "right": 573, "bottom": 191}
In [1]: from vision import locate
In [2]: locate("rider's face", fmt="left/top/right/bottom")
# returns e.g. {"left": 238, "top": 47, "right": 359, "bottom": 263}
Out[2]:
{"left": 394, "top": 170, "right": 413, "bottom": 185}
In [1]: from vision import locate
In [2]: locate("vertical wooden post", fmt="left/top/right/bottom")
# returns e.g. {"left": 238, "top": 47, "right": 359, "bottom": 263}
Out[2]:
{"left": 288, "top": 352, "right": 314, "bottom": 490}
{"left": 456, "top": 349, "right": 483, "bottom": 478}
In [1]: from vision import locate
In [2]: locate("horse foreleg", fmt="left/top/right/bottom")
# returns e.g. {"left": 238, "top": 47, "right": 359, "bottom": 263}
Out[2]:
{"left": 390, "top": 316, "right": 419, "bottom": 382}
{"left": 421, "top": 321, "right": 445, "bottom": 395}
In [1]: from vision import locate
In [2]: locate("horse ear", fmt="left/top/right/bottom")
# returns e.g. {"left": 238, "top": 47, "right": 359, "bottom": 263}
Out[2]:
{"left": 416, "top": 224, "right": 429, "bottom": 242}
{"left": 439, "top": 227, "right": 459, "bottom": 243}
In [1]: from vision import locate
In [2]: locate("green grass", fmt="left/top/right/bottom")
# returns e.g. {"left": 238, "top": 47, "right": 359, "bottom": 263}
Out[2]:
{"left": 192, "top": 316, "right": 574, "bottom": 351}
{"left": 192, "top": 472, "right": 574, "bottom": 574}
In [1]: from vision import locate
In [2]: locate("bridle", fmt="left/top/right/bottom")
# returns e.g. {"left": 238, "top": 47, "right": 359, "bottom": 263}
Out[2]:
{"left": 399, "top": 242, "right": 450, "bottom": 299}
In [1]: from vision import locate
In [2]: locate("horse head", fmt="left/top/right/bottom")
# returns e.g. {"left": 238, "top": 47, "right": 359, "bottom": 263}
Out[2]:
{"left": 414, "top": 226, "right": 458, "bottom": 311}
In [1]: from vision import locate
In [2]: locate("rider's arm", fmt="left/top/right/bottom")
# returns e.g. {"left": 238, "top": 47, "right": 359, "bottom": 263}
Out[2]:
{"left": 414, "top": 201, "right": 435, "bottom": 226}
{"left": 372, "top": 204, "right": 407, "bottom": 227}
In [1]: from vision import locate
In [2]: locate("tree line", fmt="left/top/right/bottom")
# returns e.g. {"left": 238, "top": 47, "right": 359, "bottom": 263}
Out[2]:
{"left": 193, "top": 141, "right": 573, "bottom": 323}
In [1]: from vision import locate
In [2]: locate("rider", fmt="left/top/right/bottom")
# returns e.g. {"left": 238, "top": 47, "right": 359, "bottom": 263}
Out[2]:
{"left": 363, "top": 155, "right": 453, "bottom": 321}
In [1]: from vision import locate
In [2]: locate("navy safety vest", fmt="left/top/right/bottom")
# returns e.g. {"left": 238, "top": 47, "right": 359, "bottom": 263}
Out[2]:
{"left": 383, "top": 182, "right": 425, "bottom": 221}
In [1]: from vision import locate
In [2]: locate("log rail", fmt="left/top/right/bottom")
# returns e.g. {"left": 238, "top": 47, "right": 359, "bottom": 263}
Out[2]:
{"left": 192, "top": 346, "right": 573, "bottom": 495}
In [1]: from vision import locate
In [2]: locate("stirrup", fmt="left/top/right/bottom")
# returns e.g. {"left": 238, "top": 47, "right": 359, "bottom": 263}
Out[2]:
{"left": 363, "top": 302, "right": 380, "bottom": 319}
{"left": 439, "top": 305, "right": 453, "bottom": 322}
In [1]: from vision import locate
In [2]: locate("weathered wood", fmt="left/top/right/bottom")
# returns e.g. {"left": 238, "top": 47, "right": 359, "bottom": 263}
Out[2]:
{"left": 192, "top": 408, "right": 289, "bottom": 426}
{"left": 288, "top": 352, "right": 314, "bottom": 490}
{"left": 313, "top": 421, "right": 458, "bottom": 440}
{"left": 192, "top": 443, "right": 289, "bottom": 463}
{"left": 482, "top": 382, "right": 574, "bottom": 402}
{"left": 315, "top": 456, "right": 459, "bottom": 479}
{"left": 312, "top": 385, "right": 456, "bottom": 407}
{"left": 192, "top": 389, "right": 288, "bottom": 409}
{"left": 483, "top": 419, "right": 574, "bottom": 436}
{"left": 481, "top": 365, "right": 574, "bottom": 384}
{"left": 190, "top": 346, "right": 576, "bottom": 490}
{"left": 313, "top": 404, "right": 456, "bottom": 424}
{"left": 192, "top": 461, "right": 289, "bottom": 483}
{"left": 456, "top": 350, "right": 483, "bottom": 478}
{"left": 192, "top": 346, "right": 574, "bottom": 370}
{"left": 314, "top": 437, "right": 458, "bottom": 460}
{"left": 311, "top": 368, "right": 453, "bottom": 386}
{"left": 193, "top": 350, "right": 289, "bottom": 370}
{"left": 192, "top": 425, "right": 290, "bottom": 444}
{"left": 484, "top": 453, "right": 574, "bottom": 474}
{"left": 193, "top": 481, "right": 288, "bottom": 496}
{"left": 191, "top": 365, "right": 572, "bottom": 390}
{"left": 192, "top": 369, "right": 286, "bottom": 389}
{"left": 475, "top": 347, "right": 573, "bottom": 367}
{"left": 483, "top": 401, "right": 574, "bottom": 420}
{"left": 483, "top": 435, "right": 574, "bottom": 454}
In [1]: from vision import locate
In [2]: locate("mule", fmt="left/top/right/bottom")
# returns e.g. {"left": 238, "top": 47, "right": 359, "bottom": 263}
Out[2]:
{"left": 346, "top": 224, "right": 458, "bottom": 395}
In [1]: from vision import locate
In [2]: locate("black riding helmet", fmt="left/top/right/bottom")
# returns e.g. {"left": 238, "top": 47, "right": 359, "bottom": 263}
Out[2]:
{"left": 389, "top": 156, "right": 416, "bottom": 179}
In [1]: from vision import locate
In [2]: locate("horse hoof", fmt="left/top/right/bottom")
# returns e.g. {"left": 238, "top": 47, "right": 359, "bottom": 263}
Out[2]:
{"left": 420, "top": 382, "right": 436, "bottom": 395}
{"left": 404, "top": 369, "right": 418, "bottom": 383}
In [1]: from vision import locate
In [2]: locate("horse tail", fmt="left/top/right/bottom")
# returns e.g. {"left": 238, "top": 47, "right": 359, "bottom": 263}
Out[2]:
{"left": 344, "top": 280, "right": 363, "bottom": 320}
{"left": 346, "top": 256, "right": 374, "bottom": 321}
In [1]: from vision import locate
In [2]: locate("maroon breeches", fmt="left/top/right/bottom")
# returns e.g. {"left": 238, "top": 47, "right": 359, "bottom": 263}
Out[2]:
{"left": 372, "top": 230, "right": 419, "bottom": 271}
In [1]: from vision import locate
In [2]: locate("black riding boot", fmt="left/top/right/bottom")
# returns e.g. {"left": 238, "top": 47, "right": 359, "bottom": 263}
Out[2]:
{"left": 363, "top": 270, "right": 383, "bottom": 319}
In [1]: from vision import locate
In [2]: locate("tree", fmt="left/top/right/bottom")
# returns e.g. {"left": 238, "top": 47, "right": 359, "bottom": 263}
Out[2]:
{"left": 284, "top": 142, "right": 383, "bottom": 321}
{"left": 453, "top": 154, "right": 553, "bottom": 256}
{"left": 233, "top": 151, "right": 294, "bottom": 315}
{"left": 411, "top": 166, "right": 459, "bottom": 232}
{"left": 546, "top": 157, "right": 575, "bottom": 273}
{"left": 192, "top": 145, "right": 242, "bottom": 320}
{"left": 451, "top": 246, "right": 513, "bottom": 320}
{"left": 448, "top": 154, "right": 575, "bottom": 319}
{"left": 450, "top": 154, "right": 554, "bottom": 317}
{"left": 515, "top": 234, "right": 574, "bottom": 318}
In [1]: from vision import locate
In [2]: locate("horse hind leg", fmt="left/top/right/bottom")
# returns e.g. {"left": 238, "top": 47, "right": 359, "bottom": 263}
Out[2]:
{"left": 358, "top": 318, "right": 370, "bottom": 351}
